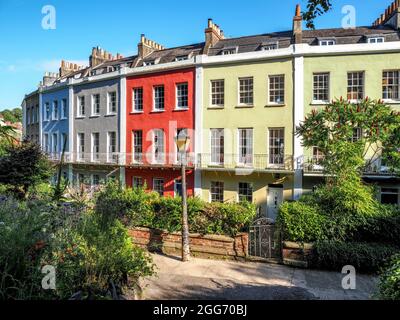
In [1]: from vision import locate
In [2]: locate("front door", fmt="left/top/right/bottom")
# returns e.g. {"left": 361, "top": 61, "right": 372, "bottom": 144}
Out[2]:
{"left": 267, "top": 185, "right": 284, "bottom": 221}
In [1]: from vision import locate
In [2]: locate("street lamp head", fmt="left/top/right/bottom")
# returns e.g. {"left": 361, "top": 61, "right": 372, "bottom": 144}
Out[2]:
{"left": 175, "top": 132, "right": 190, "bottom": 152}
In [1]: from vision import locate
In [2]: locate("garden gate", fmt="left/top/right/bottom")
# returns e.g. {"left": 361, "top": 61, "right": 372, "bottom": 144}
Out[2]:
{"left": 249, "top": 218, "right": 281, "bottom": 259}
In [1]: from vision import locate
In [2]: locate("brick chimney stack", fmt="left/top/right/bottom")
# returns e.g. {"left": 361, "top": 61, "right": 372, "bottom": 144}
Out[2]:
{"left": 204, "top": 19, "right": 225, "bottom": 54}
{"left": 90, "top": 46, "right": 117, "bottom": 67}
{"left": 293, "top": 4, "right": 303, "bottom": 44}
{"left": 372, "top": 0, "right": 400, "bottom": 29}
{"left": 137, "top": 34, "right": 165, "bottom": 59}
{"left": 59, "top": 60, "right": 84, "bottom": 77}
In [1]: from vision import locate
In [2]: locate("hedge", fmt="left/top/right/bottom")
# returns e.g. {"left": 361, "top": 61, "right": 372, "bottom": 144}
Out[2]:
{"left": 377, "top": 254, "right": 400, "bottom": 300}
{"left": 95, "top": 182, "right": 257, "bottom": 237}
{"left": 310, "top": 241, "right": 399, "bottom": 274}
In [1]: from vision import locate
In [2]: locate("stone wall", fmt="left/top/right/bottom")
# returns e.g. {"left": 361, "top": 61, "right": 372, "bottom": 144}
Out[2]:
{"left": 282, "top": 241, "right": 314, "bottom": 268}
{"left": 128, "top": 227, "right": 248, "bottom": 261}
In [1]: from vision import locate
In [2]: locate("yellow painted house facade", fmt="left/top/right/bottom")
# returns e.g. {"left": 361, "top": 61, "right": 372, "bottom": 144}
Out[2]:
{"left": 195, "top": 3, "right": 400, "bottom": 216}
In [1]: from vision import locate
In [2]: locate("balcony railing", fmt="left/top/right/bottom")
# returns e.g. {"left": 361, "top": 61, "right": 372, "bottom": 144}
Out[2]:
{"left": 125, "top": 153, "right": 195, "bottom": 168}
{"left": 197, "top": 154, "right": 294, "bottom": 172}
{"left": 46, "top": 152, "right": 125, "bottom": 165}
{"left": 303, "top": 156, "right": 397, "bottom": 176}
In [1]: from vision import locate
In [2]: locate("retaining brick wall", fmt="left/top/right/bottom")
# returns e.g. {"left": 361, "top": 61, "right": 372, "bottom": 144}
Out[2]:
{"left": 128, "top": 227, "right": 248, "bottom": 261}
{"left": 282, "top": 241, "right": 314, "bottom": 268}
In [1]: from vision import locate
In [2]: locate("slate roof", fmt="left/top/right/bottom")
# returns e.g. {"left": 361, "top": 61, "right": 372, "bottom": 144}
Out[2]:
{"left": 132, "top": 42, "right": 204, "bottom": 67}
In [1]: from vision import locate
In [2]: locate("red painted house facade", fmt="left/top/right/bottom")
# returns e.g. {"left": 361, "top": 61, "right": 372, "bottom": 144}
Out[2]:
{"left": 125, "top": 68, "right": 195, "bottom": 197}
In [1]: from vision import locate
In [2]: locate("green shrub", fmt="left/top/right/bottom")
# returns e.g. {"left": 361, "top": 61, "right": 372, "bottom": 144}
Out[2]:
{"left": 0, "top": 196, "right": 154, "bottom": 300}
{"left": 45, "top": 213, "right": 154, "bottom": 299}
{"left": 277, "top": 201, "right": 327, "bottom": 243}
{"left": 311, "top": 241, "right": 399, "bottom": 273}
{"left": 377, "top": 254, "right": 400, "bottom": 300}
{"left": 95, "top": 182, "right": 256, "bottom": 237}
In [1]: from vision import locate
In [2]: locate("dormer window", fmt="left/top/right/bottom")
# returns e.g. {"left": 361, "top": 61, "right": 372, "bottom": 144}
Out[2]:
{"left": 319, "top": 39, "right": 336, "bottom": 46}
{"left": 221, "top": 47, "right": 238, "bottom": 55}
{"left": 144, "top": 60, "right": 155, "bottom": 66}
{"left": 107, "top": 66, "right": 116, "bottom": 72}
{"left": 74, "top": 73, "right": 82, "bottom": 79}
{"left": 261, "top": 43, "right": 278, "bottom": 51}
{"left": 176, "top": 55, "right": 188, "bottom": 61}
{"left": 368, "top": 37, "right": 385, "bottom": 44}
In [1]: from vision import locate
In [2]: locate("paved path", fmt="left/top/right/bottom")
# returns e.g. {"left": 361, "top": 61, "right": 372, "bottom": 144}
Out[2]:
{"left": 141, "top": 254, "right": 378, "bottom": 300}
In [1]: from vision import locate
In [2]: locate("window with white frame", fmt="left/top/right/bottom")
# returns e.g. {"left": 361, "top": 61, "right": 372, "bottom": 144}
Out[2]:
{"left": 261, "top": 43, "right": 278, "bottom": 51}
{"left": 153, "top": 178, "right": 164, "bottom": 196}
{"left": 153, "top": 85, "right": 165, "bottom": 111}
{"left": 380, "top": 188, "right": 399, "bottom": 205}
{"left": 319, "top": 39, "right": 336, "bottom": 46}
{"left": 92, "top": 94, "right": 100, "bottom": 115}
{"left": 221, "top": 48, "right": 237, "bottom": 55}
{"left": 210, "top": 128, "right": 224, "bottom": 165}
{"left": 52, "top": 133, "right": 58, "bottom": 154}
{"left": 175, "top": 55, "right": 188, "bottom": 61}
{"left": 26, "top": 107, "right": 30, "bottom": 124}
{"left": 133, "top": 177, "right": 143, "bottom": 189}
{"left": 78, "top": 96, "right": 85, "bottom": 117}
{"left": 153, "top": 129, "right": 165, "bottom": 164}
{"left": 43, "top": 134, "right": 49, "bottom": 153}
{"left": 45, "top": 103, "right": 50, "bottom": 121}
{"left": 108, "top": 92, "right": 117, "bottom": 114}
{"left": 238, "top": 182, "right": 253, "bottom": 203}
{"left": 61, "top": 133, "right": 68, "bottom": 150}
{"left": 107, "top": 131, "right": 117, "bottom": 163}
{"left": 132, "top": 88, "right": 143, "bottom": 112}
{"left": 269, "top": 75, "right": 285, "bottom": 104}
{"left": 176, "top": 83, "right": 188, "bottom": 109}
{"left": 174, "top": 179, "right": 183, "bottom": 198}
{"left": 92, "top": 174, "right": 100, "bottom": 186}
{"left": 132, "top": 130, "right": 143, "bottom": 163}
{"left": 313, "top": 73, "right": 330, "bottom": 102}
{"left": 269, "top": 128, "right": 284, "bottom": 165}
{"left": 77, "top": 133, "right": 85, "bottom": 161}
{"left": 368, "top": 37, "right": 384, "bottom": 44}
{"left": 383, "top": 71, "right": 400, "bottom": 100}
{"left": 144, "top": 60, "right": 155, "bottom": 66}
{"left": 211, "top": 80, "right": 224, "bottom": 107}
{"left": 92, "top": 132, "right": 100, "bottom": 162}
{"left": 61, "top": 99, "right": 67, "bottom": 119}
{"left": 312, "top": 146, "right": 324, "bottom": 165}
{"left": 210, "top": 181, "right": 224, "bottom": 203}
{"left": 238, "top": 128, "right": 253, "bottom": 166}
{"left": 239, "top": 77, "right": 254, "bottom": 105}
{"left": 347, "top": 72, "right": 364, "bottom": 101}
{"left": 352, "top": 128, "right": 362, "bottom": 142}
{"left": 53, "top": 101, "right": 58, "bottom": 120}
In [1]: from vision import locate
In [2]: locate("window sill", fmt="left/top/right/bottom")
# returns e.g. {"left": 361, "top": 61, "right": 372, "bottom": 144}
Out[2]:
{"left": 235, "top": 105, "right": 254, "bottom": 109}
{"left": 130, "top": 111, "right": 144, "bottom": 114}
{"left": 173, "top": 107, "right": 189, "bottom": 111}
{"left": 310, "top": 101, "right": 329, "bottom": 106}
{"left": 89, "top": 115, "right": 100, "bottom": 119}
{"left": 382, "top": 99, "right": 400, "bottom": 104}
{"left": 75, "top": 116, "right": 85, "bottom": 119}
{"left": 208, "top": 106, "right": 225, "bottom": 110}
{"left": 151, "top": 110, "right": 165, "bottom": 113}
{"left": 60, "top": 117, "right": 68, "bottom": 120}
{"left": 265, "top": 103, "right": 286, "bottom": 107}
{"left": 105, "top": 113, "right": 117, "bottom": 117}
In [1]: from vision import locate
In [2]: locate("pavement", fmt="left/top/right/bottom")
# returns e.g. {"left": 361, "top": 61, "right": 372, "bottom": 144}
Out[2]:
{"left": 141, "top": 253, "right": 379, "bottom": 300}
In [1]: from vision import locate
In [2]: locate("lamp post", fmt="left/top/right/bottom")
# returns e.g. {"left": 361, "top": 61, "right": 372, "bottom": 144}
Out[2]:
{"left": 175, "top": 132, "right": 190, "bottom": 262}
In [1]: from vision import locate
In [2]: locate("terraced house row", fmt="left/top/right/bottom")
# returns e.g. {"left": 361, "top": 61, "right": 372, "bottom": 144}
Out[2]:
{"left": 23, "top": 3, "right": 400, "bottom": 219}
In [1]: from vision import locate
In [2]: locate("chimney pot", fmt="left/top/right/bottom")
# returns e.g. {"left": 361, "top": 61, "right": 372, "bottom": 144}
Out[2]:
{"left": 295, "top": 4, "right": 301, "bottom": 17}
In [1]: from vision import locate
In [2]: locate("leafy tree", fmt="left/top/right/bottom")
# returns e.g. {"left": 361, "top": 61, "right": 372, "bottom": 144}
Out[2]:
{"left": 296, "top": 98, "right": 400, "bottom": 182}
{"left": 303, "top": 0, "right": 333, "bottom": 29}
{"left": 0, "top": 141, "right": 53, "bottom": 198}
{"left": 0, "top": 107, "right": 22, "bottom": 123}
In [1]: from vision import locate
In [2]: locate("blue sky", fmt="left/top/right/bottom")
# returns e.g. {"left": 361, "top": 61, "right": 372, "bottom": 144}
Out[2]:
{"left": 0, "top": 0, "right": 393, "bottom": 110}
